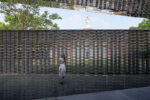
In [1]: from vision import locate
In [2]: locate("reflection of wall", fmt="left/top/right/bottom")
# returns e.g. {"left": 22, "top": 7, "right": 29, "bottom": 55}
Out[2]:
{"left": 47, "top": 0, "right": 149, "bottom": 18}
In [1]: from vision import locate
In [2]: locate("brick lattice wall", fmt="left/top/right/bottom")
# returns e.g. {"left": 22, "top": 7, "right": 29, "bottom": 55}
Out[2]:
{"left": 0, "top": 30, "right": 150, "bottom": 74}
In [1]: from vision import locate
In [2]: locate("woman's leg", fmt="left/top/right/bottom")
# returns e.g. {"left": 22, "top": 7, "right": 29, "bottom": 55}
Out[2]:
{"left": 61, "top": 76, "right": 64, "bottom": 82}
{"left": 60, "top": 76, "right": 64, "bottom": 85}
{"left": 61, "top": 76, "right": 63, "bottom": 81}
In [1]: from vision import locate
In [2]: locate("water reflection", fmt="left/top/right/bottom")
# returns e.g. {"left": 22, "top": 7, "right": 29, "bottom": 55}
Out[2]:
{"left": 0, "top": 74, "right": 150, "bottom": 100}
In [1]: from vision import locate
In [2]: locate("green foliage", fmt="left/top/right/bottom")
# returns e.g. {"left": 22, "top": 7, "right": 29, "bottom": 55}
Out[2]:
{"left": 130, "top": 20, "right": 149, "bottom": 58}
{"left": 0, "top": 0, "right": 60, "bottom": 8}
{"left": 130, "top": 19, "right": 150, "bottom": 29}
{"left": 0, "top": 1, "right": 62, "bottom": 30}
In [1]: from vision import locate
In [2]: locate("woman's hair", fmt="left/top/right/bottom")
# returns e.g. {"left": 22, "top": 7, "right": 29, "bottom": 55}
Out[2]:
{"left": 61, "top": 53, "right": 66, "bottom": 63}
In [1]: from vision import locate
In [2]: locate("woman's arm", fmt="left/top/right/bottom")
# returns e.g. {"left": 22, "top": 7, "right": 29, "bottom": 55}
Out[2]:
{"left": 64, "top": 61, "right": 66, "bottom": 66}
{"left": 58, "top": 57, "right": 60, "bottom": 66}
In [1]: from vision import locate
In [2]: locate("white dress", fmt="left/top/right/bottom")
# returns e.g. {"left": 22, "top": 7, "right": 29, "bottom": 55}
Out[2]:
{"left": 59, "top": 58, "right": 66, "bottom": 76}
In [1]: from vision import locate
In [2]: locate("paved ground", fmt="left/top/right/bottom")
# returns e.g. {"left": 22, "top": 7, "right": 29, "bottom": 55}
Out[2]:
{"left": 0, "top": 74, "right": 150, "bottom": 100}
{"left": 37, "top": 86, "right": 150, "bottom": 100}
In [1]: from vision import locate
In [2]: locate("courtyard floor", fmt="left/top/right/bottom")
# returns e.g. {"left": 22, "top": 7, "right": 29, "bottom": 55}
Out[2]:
{"left": 0, "top": 74, "right": 150, "bottom": 100}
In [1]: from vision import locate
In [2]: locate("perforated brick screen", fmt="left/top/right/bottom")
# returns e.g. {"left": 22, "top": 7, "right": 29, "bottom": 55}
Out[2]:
{"left": 0, "top": 30, "right": 150, "bottom": 74}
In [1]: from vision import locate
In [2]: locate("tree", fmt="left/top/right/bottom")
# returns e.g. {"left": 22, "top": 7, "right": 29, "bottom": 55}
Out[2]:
{"left": 130, "top": 18, "right": 150, "bottom": 60}
{"left": 0, "top": 0, "right": 60, "bottom": 8}
{"left": 0, "top": 1, "right": 62, "bottom": 30}
{"left": 130, "top": 19, "right": 150, "bottom": 29}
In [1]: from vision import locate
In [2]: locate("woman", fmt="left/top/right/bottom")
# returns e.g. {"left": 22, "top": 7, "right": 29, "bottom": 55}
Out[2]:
{"left": 58, "top": 53, "right": 66, "bottom": 85}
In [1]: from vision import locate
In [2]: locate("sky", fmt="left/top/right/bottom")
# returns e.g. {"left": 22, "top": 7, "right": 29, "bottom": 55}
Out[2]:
{"left": 0, "top": 3, "right": 144, "bottom": 29}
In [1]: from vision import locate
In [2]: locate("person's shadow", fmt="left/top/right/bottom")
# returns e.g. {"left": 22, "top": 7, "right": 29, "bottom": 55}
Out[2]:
{"left": 57, "top": 80, "right": 66, "bottom": 96}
